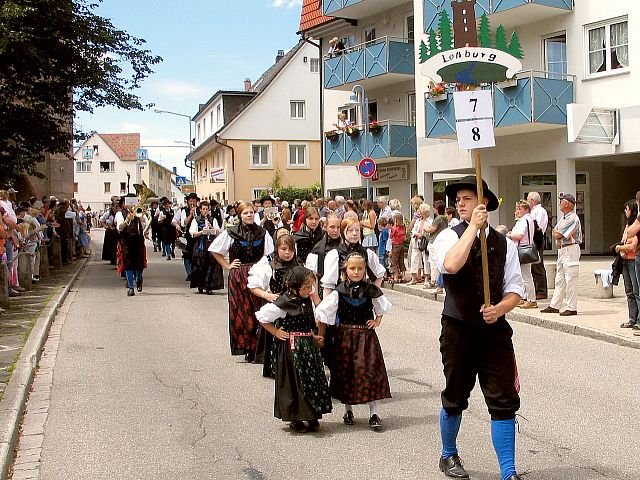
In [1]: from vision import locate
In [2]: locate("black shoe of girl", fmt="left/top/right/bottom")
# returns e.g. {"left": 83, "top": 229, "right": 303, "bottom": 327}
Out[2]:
{"left": 343, "top": 411, "right": 355, "bottom": 425}
{"left": 307, "top": 419, "right": 320, "bottom": 431}
{"left": 171, "top": 252, "right": 176, "bottom": 258}
{"left": 166, "top": 256, "right": 171, "bottom": 261}
{"left": 161, "top": 251, "right": 166, "bottom": 257}
{"left": 127, "top": 288, "right": 135, "bottom": 297}
{"left": 289, "top": 421, "right": 308, "bottom": 433}
{"left": 369, "top": 414, "right": 382, "bottom": 429}
{"left": 136, "top": 279, "right": 143, "bottom": 292}
{"left": 244, "top": 352, "right": 255, "bottom": 363}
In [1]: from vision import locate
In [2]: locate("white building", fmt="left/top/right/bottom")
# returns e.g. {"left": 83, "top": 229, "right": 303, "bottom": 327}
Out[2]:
{"left": 74, "top": 133, "right": 173, "bottom": 209}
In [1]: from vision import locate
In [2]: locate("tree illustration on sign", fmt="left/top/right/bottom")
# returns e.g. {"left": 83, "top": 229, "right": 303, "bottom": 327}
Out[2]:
{"left": 428, "top": 28, "right": 439, "bottom": 59}
{"left": 507, "top": 31, "right": 524, "bottom": 59}
{"left": 478, "top": 13, "right": 492, "bottom": 48}
{"left": 495, "top": 25, "right": 507, "bottom": 52}
{"left": 419, "top": 40, "right": 429, "bottom": 64}
{"left": 438, "top": 10, "right": 453, "bottom": 51}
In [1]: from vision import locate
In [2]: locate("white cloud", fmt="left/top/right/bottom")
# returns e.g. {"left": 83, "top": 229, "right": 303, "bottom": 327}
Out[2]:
{"left": 148, "top": 79, "right": 210, "bottom": 101}
{"left": 271, "top": 0, "right": 302, "bottom": 8}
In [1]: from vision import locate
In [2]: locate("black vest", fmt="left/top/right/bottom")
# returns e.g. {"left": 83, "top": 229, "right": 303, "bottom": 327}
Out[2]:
{"left": 442, "top": 223, "right": 507, "bottom": 324}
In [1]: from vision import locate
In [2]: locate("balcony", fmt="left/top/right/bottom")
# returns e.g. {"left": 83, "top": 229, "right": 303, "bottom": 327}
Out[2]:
{"left": 324, "top": 37, "right": 414, "bottom": 91}
{"left": 424, "top": 0, "right": 573, "bottom": 32}
{"left": 425, "top": 70, "right": 575, "bottom": 138}
{"left": 323, "top": 0, "right": 410, "bottom": 20}
{"left": 325, "top": 121, "right": 417, "bottom": 165}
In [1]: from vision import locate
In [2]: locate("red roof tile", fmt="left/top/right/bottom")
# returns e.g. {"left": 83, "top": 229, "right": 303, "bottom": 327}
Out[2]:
{"left": 299, "top": 0, "right": 334, "bottom": 33}
{"left": 99, "top": 133, "right": 140, "bottom": 161}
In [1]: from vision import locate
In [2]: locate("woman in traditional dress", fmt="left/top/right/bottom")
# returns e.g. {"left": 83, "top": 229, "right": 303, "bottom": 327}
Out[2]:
{"left": 316, "top": 252, "right": 392, "bottom": 429}
{"left": 189, "top": 201, "right": 224, "bottom": 294}
{"left": 256, "top": 266, "right": 331, "bottom": 433}
{"left": 210, "top": 201, "right": 274, "bottom": 361}
{"left": 157, "top": 197, "right": 176, "bottom": 260}
{"left": 292, "top": 206, "right": 323, "bottom": 264}
{"left": 248, "top": 234, "right": 299, "bottom": 377}
{"left": 118, "top": 209, "right": 147, "bottom": 297}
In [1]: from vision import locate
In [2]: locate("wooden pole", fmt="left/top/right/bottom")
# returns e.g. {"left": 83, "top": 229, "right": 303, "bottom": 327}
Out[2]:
{"left": 473, "top": 148, "right": 491, "bottom": 307}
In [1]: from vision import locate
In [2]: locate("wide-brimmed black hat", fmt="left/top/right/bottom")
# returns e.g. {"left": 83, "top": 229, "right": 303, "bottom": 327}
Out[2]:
{"left": 160, "top": 196, "right": 171, "bottom": 204}
{"left": 185, "top": 192, "right": 200, "bottom": 201}
{"left": 260, "top": 196, "right": 274, "bottom": 205}
{"left": 445, "top": 175, "right": 500, "bottom": 212}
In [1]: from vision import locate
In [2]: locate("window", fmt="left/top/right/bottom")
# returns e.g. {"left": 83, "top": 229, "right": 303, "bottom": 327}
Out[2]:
{"left": 216, "top": 104, "right": 222, "bottom": 126}
{"left": 368, "top": 101, "right": 377, "bottom": 122}
{"left": 210, "top": 112, "right": 214, "bottom": 130}
{"left": 251, "top": 144, "right": 270, "bottom": 167}
{"left": 406, "top": 15, "right": 414, "bottom": 42}
{"left": 545, "top": 34, "right": 567, "bottom": 79}
{"left": 73, "top": 183, "right": 78, "bottom": 193}
{"left": 99, "top": 161, "right": 115, "bottom": 172}
{"left": 290, "top": 101, "right": 305, "bottom": 119}
{"left": 252, "top": 187, "right": 270, "bottom": 199}
{"left": 310, "top": 58, "right": 320, "bottom": 73}
{"left": 203, "top": 117, "right": 207, "bottom": 137}
{"left": 119, "top": 182, "right": 126, "bottom": 194}
{"left": 341, "top": 35, "right": 355, "bottom": 48}
{"left": 407, "top": 93, "right": 416, "bottom": 126}
{"left": 104, "top": 182, "right": 111, "bottom": 193}
{"left": 375, "top": 187, "right": 390, "bottom": 197}
{"left": 586, "top": 18, "right": 628, "bottom": 76}
{"left": 363, "top": 27, "right": 376, "bottom": 43}
{"left": 288, "top": 144, "right": 307, "bottom": 167}
{"left": 76, "top": 161, "right": 91, "bottom": 173}
{"left": 197, "top": 124, "right": 201, "bottom": 143}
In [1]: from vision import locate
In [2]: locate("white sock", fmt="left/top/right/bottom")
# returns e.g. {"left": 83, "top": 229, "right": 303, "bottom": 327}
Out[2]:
{"left": 344, "top": 404, "right": 352, "bottom": 413}
{"left": 369, "top": 401, "right": 378, "bottom": 417}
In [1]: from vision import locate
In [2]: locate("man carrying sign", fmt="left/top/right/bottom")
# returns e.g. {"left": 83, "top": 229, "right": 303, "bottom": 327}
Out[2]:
{"left": 432, "top": 176, "right": 524, "bottom": 480}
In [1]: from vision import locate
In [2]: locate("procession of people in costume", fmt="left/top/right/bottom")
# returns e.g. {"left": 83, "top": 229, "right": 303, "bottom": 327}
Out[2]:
{"left": 100, "top": 185, "right": 526, "bottom": 479}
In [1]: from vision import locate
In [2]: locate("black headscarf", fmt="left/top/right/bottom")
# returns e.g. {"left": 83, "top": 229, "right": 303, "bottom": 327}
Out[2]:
{"left": 227, "top": 220, "right": 266, "bottom": 257}
{"left": 274, "top": 266, "right": 315, "bottom": 316}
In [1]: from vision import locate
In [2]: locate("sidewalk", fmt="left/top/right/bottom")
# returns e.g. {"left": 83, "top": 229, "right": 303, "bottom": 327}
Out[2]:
{"left": 386, "top": 256, "right": 640, "bottom": 349}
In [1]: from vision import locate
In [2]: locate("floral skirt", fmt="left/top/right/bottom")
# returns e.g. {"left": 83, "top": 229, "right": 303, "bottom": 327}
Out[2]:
{"left": 227, "top": 264, "right": 264, "bottom": 355}
{"left": 274, "top": 335, "right": 332, "bottom": 421}
{"left": 330, "top": 324, "right": 391, "bottom": 405}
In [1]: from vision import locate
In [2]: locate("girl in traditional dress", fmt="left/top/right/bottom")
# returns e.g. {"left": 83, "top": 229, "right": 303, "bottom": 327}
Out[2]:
{"left": 292, "top": 206, "right": 323, "bottom": 264}
{"left": 118, "top": 209, "right": 148, "bottom": 297}
{"left": 248, "top": 234, "right": 300, "bottom": 377}
{"left": 189, "top": 201, "right": 224, "bottom": 294}
{"left": 210, "top": 202, "right": 274, "bottom": 361}
{"left": 316, "top": 252, "right": 392, "bottom": 429}
{"left": 255, "top": 266, "right": 331, "bottom": 433}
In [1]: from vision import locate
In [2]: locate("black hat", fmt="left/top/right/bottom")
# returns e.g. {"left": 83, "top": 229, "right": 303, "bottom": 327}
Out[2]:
{"left": 160, "top": 197, "right": 171, "bottom": 205}
{"left": 260, "top": 196, "right": 274, "bottom": 205}
{"left": 558, "top": 192, "right": 576, "bottom": 204}
{"left": 185, "top": 192, "right": 200, "bottom": 201}
{"left": 445, "top": 175, "right": 500, "bottom": 212}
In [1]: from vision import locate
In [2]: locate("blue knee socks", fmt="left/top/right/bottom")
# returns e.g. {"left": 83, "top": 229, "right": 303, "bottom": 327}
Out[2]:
{"left": 440, "top": 408, "right": 462, "bottom": 458}
{"left": 125, "top": 270, "right": 134, "bottom": 288}
{"left": 491, "top": 418, "right": 516, "bottom": 480}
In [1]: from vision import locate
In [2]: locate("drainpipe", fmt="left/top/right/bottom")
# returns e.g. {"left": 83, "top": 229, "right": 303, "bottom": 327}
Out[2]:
{"left": 214, "top": 134, "right": 235, "bottom": 203}
{"left": 300, "top": 35, "right": 324, "bottom": 196}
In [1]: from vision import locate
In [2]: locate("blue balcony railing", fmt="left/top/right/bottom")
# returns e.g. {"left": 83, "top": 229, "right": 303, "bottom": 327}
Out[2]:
{"left": 323, "top": 0, "right": 361, "bottom": 15}
{"left": 325, "top": 121, "right": 417, "bottom": 165}
{"left": 424, "top": 0, "right": 572, "bottom": 32}
{"left": 425, "top": 71, "right": 575, "bottom": 138}
{"left": 324, "top": 37, "right": 414, "bottom": 90}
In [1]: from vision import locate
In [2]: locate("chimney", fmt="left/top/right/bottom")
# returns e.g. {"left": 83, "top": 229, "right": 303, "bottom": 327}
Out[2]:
{"left": 172, "top": 167, "right": 177, "bottom": 175}
{"left": 275, "top": 49, "right": 285, "bottom": 63}
{"left": 244, "top": 78, "right": 252, "bottom": 92}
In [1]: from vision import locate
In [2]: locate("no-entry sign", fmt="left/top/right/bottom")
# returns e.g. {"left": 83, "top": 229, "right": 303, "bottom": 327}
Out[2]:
{"left": 358, "top": 157, "right": 376, "bottom": 178}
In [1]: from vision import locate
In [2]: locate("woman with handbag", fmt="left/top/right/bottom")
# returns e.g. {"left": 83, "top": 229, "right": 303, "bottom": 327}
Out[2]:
{"left": 409, "top": 203, "right": 431, "bottom": 285}
{"left": 616, "top": 199, "right": 640, "bottom": 329}
{"left": 507, "top": 200, "right": 537, "bottom": 309}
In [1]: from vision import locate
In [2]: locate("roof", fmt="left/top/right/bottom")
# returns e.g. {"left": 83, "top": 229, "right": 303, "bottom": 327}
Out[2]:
{"left": 99, "top": 133, "right": 140, "bottom": 161}
{"left": 251, "top": 41, "right": 304, "bottom": 92}
{"left": 298, "top": 0, "right": 334, "bottom": 33}
{"left": 193, "top": 90, "right": 257, "bottom": 120}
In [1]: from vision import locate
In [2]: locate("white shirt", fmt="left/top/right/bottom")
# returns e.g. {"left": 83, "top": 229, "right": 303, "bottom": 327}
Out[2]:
{"left": 114, "top": 211, "right": 126, "bottom": 230}
{"left": 411, "top": 217, "right": 432, "bottom": 236}
{"left": 208, "top": 229, "right": 275, "bottom": 257}
{"left": 315, "top": 290, "right": 392, "bottom": 325}
{"left": 188, "top": 216, "right": 221, "bottom": 236}
{"left": 320, "top": 247, "right": 386, "bottom": 290}
{"left": 433, "top": 223, "right": 524, "bottom": 298}
{"left": 530, "top": 203, "right": 548, "bottom": 232}
{"left": 246, "top": 256, "right": 273, "bottom": 291}
{"left": 511, "top": 214, "right": 534, "bottom": 247}
{"left": 379, "top": 206, "right": 393, "bottom": 220}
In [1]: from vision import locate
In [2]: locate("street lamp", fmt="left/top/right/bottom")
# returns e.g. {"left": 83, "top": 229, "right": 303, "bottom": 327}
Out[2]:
{"left": 154, "top": 109, "right": 193, "bottom": 182}
{"left": 345, "top": 84, "right": 371, "bottom": 200}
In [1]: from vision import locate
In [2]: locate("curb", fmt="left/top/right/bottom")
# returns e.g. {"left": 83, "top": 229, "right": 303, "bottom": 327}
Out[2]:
{"left": 384, "top": 283, "right": 640, "bottom": 350}
{"left": 0, "top": 257, "right": 88, "bottom": 479}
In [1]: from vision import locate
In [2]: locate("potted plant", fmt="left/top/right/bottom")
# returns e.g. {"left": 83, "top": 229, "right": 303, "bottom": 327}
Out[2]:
{"left": 345, "top": 125, "right": 361, "bottom": 137}
{"left": 324, "top": 129, "right": 340, "bottom": 140}
{"left": 369, "top": 120, "right": 383, "bottom": 134}
{"left": 428, "top": 83, "right": 447, "bottom": 101}
{"left": 497, "top": 77, "right": 518, "bottom": 89}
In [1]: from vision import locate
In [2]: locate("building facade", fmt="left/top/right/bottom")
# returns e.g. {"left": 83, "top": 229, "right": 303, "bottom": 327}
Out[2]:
{"left": 189, "top": 41, "right": 322, "bottom": 203}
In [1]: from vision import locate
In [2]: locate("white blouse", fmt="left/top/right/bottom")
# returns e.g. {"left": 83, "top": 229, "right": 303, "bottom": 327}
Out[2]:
{"left": 320, "top": 248, "right": 386, "bottom": 290}
{"left": 305, "top": 252, "right": 319, "bottom": 273}
{"left": 315, "top": 290, "right": 392, "bottom": 326}
{"left": 208, "top": 230, "right": 275, "bottom": 257}
{"left": 188, "top": 217, "right": 222, "bottom": 236}
{"left": 255, "top": 302, "right": 287, "bottom": 324}
{"left": 247, "top": 256, "right": 272, "bottom": 290}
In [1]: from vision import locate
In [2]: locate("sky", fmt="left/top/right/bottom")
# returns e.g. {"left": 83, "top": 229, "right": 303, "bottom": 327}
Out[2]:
{"left": 76, "top": 0, "right": 305, "bottom": 178}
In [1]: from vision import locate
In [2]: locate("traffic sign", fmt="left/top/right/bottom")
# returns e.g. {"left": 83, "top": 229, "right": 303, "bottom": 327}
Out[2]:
{"left": 358, "top": 157, "right": 376, "bottom": 178}
{"left": 175, "top": 176, "right": 188, "bottom": 186}
{"left": 137, "top": 148, "right": 149, "bottom": 161}
{"left": 82, "top": 147, "right": 93, "bottom": 159}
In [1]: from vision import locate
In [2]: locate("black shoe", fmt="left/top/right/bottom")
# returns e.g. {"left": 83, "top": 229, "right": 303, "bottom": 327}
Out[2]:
{"left": 162, "top": 252, "right": 166, "bottom": 257}
{"left": 198, "top": 287, "right": 204, "bottom": 294}
{"left": 307, "top": 419, "right": 320, "bottom": 431}
{"left": 438, "top": 454, "right": 469, "bottom": 479}
{"left": 369, "top": 414, "right": 382, "bottom": 429}
{"left": 171, "top": 252, "right": 176, "bottom": 258}
{"left": 289, "top": 421, "right": 308, "bottom": 433}
{"left": 206, "top": 290, "right": 214, "bottom": 295}
{"left": 343, "top": 411, "right": 355, "bottom": 425}
{"left": 9, "top": 289, "right": 20, "bottom": 298}
{"left": 166, "top": 256, "right": 171, "bottom": 261}
{"left": 127, "top": 288, "right": 135, "bottom": 297}
{"left": 185, "top": 275, "right": 191, "bottom": 281}
{"left": 506, "top": 476, "right": 523, "bottom": 480}
{"left": 136, "top": 280, "right": 143, "bottom": 292}
{"left": 620, "top": 321, "right": 636, "bottom": 328}
{"left": 244, "top": 352, "right": 255, "bottom": 363}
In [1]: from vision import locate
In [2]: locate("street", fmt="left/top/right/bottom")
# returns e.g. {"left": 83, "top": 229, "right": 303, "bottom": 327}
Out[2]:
{"left": 14, "top": 233, "right": 640, "bottom": 480}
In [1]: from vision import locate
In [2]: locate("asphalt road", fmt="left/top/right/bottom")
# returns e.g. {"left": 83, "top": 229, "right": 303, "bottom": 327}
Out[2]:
{"left": 29, "top": 235, "right": 640, "bottom": 480}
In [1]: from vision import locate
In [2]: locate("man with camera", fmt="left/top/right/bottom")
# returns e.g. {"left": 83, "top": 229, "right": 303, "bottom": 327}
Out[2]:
{"left": 257, "top": 196, "right": 282, "bottom": 238}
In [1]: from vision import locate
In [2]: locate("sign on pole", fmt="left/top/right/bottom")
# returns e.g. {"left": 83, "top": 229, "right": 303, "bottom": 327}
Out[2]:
{"left": 175, "top": 176, "right": 188, "bottom": 186}
{"left": 81, "top": 147, "right": 93, "bottom": 159}
{"left": 137, "top": 148, "right": 149, "bottom": 161}
{"left": 453, "top": 90, "right": 495, "bottom": 150}
{"left": 358, "top": 157, "right": 376, "bottom": 179}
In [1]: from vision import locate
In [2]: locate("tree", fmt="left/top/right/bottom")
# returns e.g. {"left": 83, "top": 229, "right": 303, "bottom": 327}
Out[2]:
{"left": 478, "top": 13, "right": 492, "bottom": 48}
{"left": 428, "top": 28, "right": 439, "bottom": 57}
{"left": 419, "top": 40, "right": 429, "bottom": 63}
{"left": 507, "top": 31, "right": 524, "bottom": 59}
{"left": 0, "top": 0, "right": 162, "bottom": 184}
{"left": 438, "top": 10, "right": 453, "bottom": 52}
{"left": 495, "top": 25, "right": 508, "bottom": 52}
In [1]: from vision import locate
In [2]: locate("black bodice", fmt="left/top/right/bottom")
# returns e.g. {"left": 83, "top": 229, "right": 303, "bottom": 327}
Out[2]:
{"left": 270, "top": 267, "right": 289, "bottom": 294}
{"left": 337, "top": 294, "right": 374, "bottom": 326}
{"left": 229, "top": 238, "right": 265, "bottom": 264}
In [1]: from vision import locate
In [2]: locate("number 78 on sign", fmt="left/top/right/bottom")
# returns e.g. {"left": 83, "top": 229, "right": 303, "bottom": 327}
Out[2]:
{"left": 453, "top": 90, "right": 495, "bottom": 150}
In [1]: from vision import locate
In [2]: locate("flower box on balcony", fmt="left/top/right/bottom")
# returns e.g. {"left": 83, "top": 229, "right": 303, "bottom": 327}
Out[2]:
{"left": 345, "top": 126, "right": 361, "bottom": 137}
{"left": 324, "top": 130, "right": 341, "bottom": 141}
{"left": 430, "top": 94, "right": 447, "bottom": 102}
{"left": 497, "top": 78, "right": 518, "bottom": 89}
{"left": 369, "top": 121, "right": 383, "bottom": 134}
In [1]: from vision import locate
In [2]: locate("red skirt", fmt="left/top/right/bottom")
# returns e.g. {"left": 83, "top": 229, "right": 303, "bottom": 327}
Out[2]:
{"left": 227, "top": 264, "right": 264, "bottom": 355}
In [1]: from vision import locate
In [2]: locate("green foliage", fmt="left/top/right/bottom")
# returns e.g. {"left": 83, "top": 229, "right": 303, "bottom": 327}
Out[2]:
{"left": 259, "top": 183, "right": 323, "bottom": 204}
{"left": 438, "top": 10, "right": 453, "bottom": 52}
{"left": 428, "top": 28, "right": 439, "bottom": 59}
{"left": 0, "top": 0, "right": 162, "bottom": 185}
{"left": 507, "top": 31, "right": 523, "bottom": 59}
{"left": 419, "top": 40, "right": 428, "bottom": 63}
{"left": 478, "top": 14, "right": 492, "bottom": 48}
{"left": 495, "top": 25, "right": 508, "bottom": 52}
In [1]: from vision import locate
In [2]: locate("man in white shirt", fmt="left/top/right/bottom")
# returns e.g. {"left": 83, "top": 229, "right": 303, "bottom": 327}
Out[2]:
{"left": 527, "top": 192, "right": 549, "bottom": 300}
{"left": 432, "top": 175, "right": 524, "bottom": 480}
